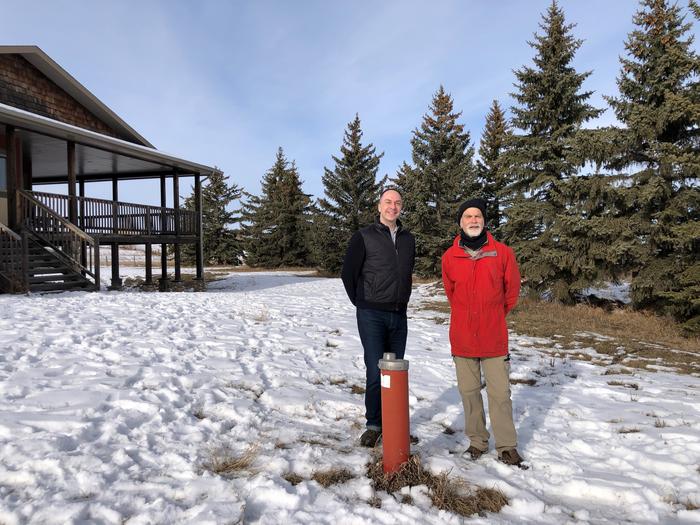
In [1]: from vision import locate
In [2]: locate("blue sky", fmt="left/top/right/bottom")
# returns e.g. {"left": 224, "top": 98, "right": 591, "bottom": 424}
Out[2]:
{"left": 1, "top": 0, "right": 685, "bottom": 205}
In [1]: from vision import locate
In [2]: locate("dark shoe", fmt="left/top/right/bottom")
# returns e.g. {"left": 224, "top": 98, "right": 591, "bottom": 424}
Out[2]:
{"left": 360, "top": 429, "right": 382, "bottom": 448}
{"left": 466, "top": 445, "right": 487, "bottom": 460}
{"left": 498, "top": 449, "right": 525, "bottom": 466}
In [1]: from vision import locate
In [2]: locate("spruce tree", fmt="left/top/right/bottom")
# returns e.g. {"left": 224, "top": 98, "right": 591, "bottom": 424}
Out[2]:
{"left": 276, "top": 158, "right": 313, "bottom": 267}
{"left": 394, "top": 86, "right": 476, "bottom": 277}
{"left": 501, "top": 1, "right": 603, "bottom": 303}
{"left": 181, "top": 169, "right": 243, "bottom": 265}
{"left": 606, "top": 0, "right": 700, "bottom": 333}
{"left": 476, "top": 100, "right": 511, "bottom": 235}
{"left": 312, "top": 114, "right": 385, "bottom": 274}
{"left": 241, "top": 148, "right": 312, "bottom": 267}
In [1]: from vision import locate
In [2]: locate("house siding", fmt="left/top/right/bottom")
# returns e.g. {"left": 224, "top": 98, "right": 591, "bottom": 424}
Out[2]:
{"left": 0, "top": 54, "right": 126, "bottom": 140}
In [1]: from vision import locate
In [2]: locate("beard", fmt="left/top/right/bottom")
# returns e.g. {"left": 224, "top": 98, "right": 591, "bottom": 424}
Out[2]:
{"left": 465, "top": 225, "right": 483, "bottom": 237}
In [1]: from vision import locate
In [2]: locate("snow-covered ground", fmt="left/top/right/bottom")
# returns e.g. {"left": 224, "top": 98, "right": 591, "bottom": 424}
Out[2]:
{"left": 0, "top": 271, "right": 698, "bottom": 524}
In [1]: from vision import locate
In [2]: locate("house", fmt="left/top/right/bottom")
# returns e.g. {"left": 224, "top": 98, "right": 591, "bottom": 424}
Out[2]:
{"left": 0, "top": 46, "right": 213, "bottom": 293}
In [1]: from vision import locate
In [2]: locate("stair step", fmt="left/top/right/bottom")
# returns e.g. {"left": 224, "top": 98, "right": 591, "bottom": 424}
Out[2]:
{"left": 28, "top": 266, "right": 73, "bottom": 275}
{"left": 28, "top": 272, "right": 87, "bottom": 283}
{"left": 27, "top": 258, "right": 69, "bottom": 265}
{"left": 30, "top": 281, "right": 93, "bottom": 292}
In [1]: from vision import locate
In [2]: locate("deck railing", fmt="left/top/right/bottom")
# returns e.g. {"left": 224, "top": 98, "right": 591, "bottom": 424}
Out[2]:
{"left": 29, "top": 191, "right": 196, "bottom": 237}
{"left": 0, "top": 222, "right": 25, "bottom": 292}
{"left": 18, "top": 190, "right": 99, "bottom": 289}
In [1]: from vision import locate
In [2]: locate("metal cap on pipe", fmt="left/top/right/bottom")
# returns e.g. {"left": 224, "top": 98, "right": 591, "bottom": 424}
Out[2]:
{"left": 378, "top": 352, "right": 409, "bottom": 371}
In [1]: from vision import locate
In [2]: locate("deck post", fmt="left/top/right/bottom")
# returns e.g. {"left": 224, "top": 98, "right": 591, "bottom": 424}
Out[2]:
{"left": 194, "top": 173, "right": 204, "bottom": 283}
{"left": 67, "top": 142, "right": 78, "bottom": 224}
{"left": 144, "top": 206, "right": 154, "bottom": 288}
{"left": 94, "top": 243, "right": 101, "bottom": 291}
{"left": 145, "top": 243, "right": 153, "bottom": 286}
{"left": 79, "top": 178, "right": 87, "bottom": 269}
{"left": 5, "top": 125, "right": 17, "bottom": 229}
{"left": 159, "top": 173, "right": 169, "bottom": 291}
{"left": 109, "top": 175, "right": 122, "bottom": 290}
{"left": 172, "top": 170, "right": 182, "bottom": 286}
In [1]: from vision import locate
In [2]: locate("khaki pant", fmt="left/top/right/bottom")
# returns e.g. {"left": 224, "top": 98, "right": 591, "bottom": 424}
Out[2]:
{"left": 453, "top": 355, "right": 517, "bottom": 453}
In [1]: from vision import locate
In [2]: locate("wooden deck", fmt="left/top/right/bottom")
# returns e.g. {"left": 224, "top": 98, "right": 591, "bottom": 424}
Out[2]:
{"left": 30, "top": 191, "right": 197, "bottom": 244}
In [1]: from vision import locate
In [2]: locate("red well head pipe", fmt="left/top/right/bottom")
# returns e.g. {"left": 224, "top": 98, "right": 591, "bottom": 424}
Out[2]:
{"left": 379, "top": 352, "right": 410, "bottom": 474}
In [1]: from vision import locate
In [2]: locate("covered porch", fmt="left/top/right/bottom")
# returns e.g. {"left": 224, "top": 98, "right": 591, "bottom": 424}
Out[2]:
{"left": 0, "top": 101, "right": 214, "bottom": 292}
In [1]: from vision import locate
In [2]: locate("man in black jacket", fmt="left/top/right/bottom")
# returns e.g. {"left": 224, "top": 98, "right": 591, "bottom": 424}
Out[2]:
{"left": 341, "top": 187, "right": 416, "bottom": 447}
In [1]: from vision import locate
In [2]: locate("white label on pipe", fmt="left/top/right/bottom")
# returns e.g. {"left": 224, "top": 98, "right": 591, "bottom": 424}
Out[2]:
{"left": 381, "top": 374, "right": 391, "bottom": 389}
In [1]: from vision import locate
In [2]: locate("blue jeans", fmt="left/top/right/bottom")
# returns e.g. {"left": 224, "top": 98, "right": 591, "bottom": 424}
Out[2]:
{"left": 356, "top": 307, "right": 408, "bottom": 430}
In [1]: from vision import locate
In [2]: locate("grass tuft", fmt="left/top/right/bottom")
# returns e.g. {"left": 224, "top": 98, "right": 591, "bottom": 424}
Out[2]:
{"left": 510, "top": 378, "right": 538, "bottom": 386}
{"left": 366, "top": 454, "right": 507, "bottom": 518}
{"left": 654, "top": 418, "right": 668, "bottom": 428}
{"left": 311, "top": 467, "right": 355, "bottom": 487}
{"left": 283, "top": 472, "right": 304, "bottom": 486}
{"left": 607, "top": 380, "right": 639, "bottom": 390}
{"left": 351, "top": 384, "right": 366, "bottom": 395}
{"left": 368, "top": 495, "right": 382, "bottom": 508}
{"left": 603, "top": 368, "right": 635, "bottom": 375}
{"left": 618, "top": 427, "right": 641, "bottom": 434}
{"left": 203, "top": 445, "right": 258, "bottom": 477}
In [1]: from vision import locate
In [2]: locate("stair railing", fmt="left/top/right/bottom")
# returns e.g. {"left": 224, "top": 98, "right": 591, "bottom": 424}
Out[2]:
{"left": 0, "top": 222, "right": 26, "bottom": 292}
{"left": 18, "top": 190, "right": 100, "bottom": 290}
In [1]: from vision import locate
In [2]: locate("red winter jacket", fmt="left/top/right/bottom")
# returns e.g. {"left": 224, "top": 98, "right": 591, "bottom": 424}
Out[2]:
{"left": 441, "top": 232, "right": 520, "bottom": 358}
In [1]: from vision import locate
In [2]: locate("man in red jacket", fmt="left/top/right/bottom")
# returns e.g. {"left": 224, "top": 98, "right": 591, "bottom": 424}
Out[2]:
{"left": 441, "top": 198, "right": 524, "bottom": 467}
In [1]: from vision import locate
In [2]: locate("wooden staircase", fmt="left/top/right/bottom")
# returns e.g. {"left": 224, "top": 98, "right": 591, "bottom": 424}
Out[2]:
{"left": 0, "top": 223, "right": 24, "bottom": 293}
{"left": 24, "top": 235, "right": 94, "bottom": 292}
{"left": 0, "top": 191, "right": 100, "bottom": 294}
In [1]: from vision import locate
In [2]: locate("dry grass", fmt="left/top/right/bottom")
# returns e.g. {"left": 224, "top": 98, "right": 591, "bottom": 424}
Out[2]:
{"left": 420, "top": 296, "right": 700, "bottom": 375}
{"left": 311, "top": 467, "right": 355, "bottom": 487}
{"left": 221, "top": 265, "right": 317, "bottom": 273}
{"left": 618, "top": 427, "right": 641, "bottom": 434}
{"left": 603, "top": 368, "right": 635, "bottom": 375}
{"left": 510, "top": 378, "right": 538, "bottom": 386}
{"left": 665, "top": 493, "right": 700, "bottom": 511}
{"left": 654, "top": 418, "right": 668, "bottom": 428}
{"left": 368, "top": 495, "right": 382, "bottom": 508}
{"left": 121, "top": 270, "right": 224, "bottom": 291}
{"left": 413, "top": 276, "right": 443, "bottom": 285}
{"left": 283, "top": 472, "right": 304, "bottom": 486}
{"left": 607, "top": 381, "right": 639, "bottom": 390}
{"left": 366, "top": 454, "right": 507, "bottom": 518}
{"left": 351, "top": 384, "right": 366, "bottom": 395}
{"left": 202, "top": 445, "right": 258, "bottom": 477}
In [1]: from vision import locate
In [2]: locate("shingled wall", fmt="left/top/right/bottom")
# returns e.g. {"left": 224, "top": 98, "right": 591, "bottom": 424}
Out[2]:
{"left": 0, "top": 54, "right": 123, "bottom": 140}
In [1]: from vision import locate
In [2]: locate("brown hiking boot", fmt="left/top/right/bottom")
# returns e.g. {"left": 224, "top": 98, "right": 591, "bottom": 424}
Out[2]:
{"left": 498, "top": 449, "right": 525, "bottom": 466}
{"left": 360, "top": 429, "right": 382, "bottom": 448}
{"left": 466, "top": 445, "right": 487, "bottom": 460}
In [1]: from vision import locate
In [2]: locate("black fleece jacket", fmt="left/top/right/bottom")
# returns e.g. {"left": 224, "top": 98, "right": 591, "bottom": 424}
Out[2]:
{"left": 341, "top": 218, "right": 415, "bottom": 312}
